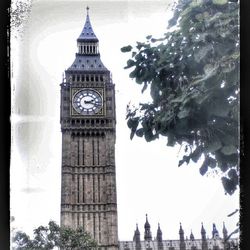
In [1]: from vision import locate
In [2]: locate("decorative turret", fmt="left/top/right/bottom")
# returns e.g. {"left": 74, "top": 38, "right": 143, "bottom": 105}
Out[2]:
{"left": 144, "top": 214, "right": 152, "bottom": 241}
{"left": 179, "top": 223, "right": 185, "bottom": 241}
{"left": 190, "top": 230, "right": 195, "bottom": 241}
{"left": 212, "top": 223, "right": 219, "bottom": 239}
{"left": 156, "top": 223, "right": 163, "bottom": 250}
{"left": 201, "top": 223, "right": 206, "bottom": 240}
{"left": 201, "top": 223, "right": 208, "bottom": 250}
{"left": 156, "top": 223, "right": 163, "bottom": 242}
{"left": 133, "top": 224, "right": 141, "bottom": 242}
{"left": 133, "top": 224, "right": 141, "bottom": 250}
{"left": 179, "top": 223, "right": 186, "bottom": 250}
{"left": 222, "top": 222, "right": 228, "bottom": 240}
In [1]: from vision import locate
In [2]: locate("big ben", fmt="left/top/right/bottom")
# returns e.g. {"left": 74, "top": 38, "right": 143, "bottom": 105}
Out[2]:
{"left": 60, "top": 7, "right": 118, "bottom": 250}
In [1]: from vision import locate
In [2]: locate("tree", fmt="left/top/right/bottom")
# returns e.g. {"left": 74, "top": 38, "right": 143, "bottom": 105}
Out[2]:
{"left": 121, "top": 0, "right": 239, "bottom": 195}
{"left": 12, "top": 221, "right": 98, "bottom": 250}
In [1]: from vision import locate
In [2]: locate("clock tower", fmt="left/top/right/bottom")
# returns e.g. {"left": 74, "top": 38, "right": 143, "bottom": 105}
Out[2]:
{"left": 60, "top": 7, "right": 118, "bottom": 250}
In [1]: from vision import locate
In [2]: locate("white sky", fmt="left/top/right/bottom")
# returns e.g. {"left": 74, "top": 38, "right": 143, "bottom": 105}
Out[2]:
{"left": 10, "top": 0, "right": 239, "bottom": 243}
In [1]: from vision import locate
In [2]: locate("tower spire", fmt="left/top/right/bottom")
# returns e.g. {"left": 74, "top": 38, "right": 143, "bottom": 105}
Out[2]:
{"left": 190, "top": 230, "right": 194, "bottom": 241}
{"left": 133, "top": 224, "right": 141, "bottom": 250}
{"left": 157, "top": 223, "right": 163, "bottom": 250}
{"left": 77, "top": 6, "right": 98, "bottom": 42}
{"left": 144, "top": 214, "right": 152, "bottom": 241}
{"left": 179, "top": 223, "right": 186, "bottom": 250}
{"left": 156, "top": 223, "right": 163, "bottom": 242}
{"left": 223, "top": 222, "right": 228, "bottom": 240}
{"left": 201, "top": 223, "right": 208, "bottom": 250}
{"left": 212, "top": 223, "right": 219, "bottom": 239}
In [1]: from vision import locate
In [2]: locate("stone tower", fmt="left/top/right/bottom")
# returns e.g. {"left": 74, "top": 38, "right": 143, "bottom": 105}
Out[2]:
{"left": 60, "top": 7, "right": 118, "bottom": 250}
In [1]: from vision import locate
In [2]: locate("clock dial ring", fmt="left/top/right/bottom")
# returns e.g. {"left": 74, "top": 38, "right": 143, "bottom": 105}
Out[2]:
{"left": 72, "top": 89, "right": 103, "bottom": 115}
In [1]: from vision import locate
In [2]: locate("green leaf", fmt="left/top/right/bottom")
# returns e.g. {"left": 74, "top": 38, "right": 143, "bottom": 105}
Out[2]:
{"left": 204, "top": 139, "right": 222, "bottom": 153}
{"left": 121, "top": 45, "right": 133, "bottom": 52}
{"left": 221, "top": 145, "right": 238, "bottom": 155}
{"left": 127, "top": 117, "right": 139, "bottom": 130}
{"left": 194, "top": 45, "right": 213, "bottom": 63}
{"left": 124, "top": 59, "right": 136, "bottom": 69}
{"left": 177, "top": 107, "right": 190, "bottom": 119}
{"left": 167, "top": 132, "right": 175, "bottom": 147}
{"left": 190, "top": 146, "right": 203, "bottom": 162}
{"left": 136, "top": 128, "right": 144, "bottom": 137}
{"left": 200, "top": 162, "right": 208, "bottom": 176}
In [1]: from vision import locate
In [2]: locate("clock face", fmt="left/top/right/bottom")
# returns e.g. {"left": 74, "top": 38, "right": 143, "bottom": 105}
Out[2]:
{"left": 72, "top": 89, "right": 103, "bottom": 115}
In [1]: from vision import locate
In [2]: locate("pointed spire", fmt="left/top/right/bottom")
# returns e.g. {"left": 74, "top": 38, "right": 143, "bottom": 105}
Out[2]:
{"left": 179, "top": 223, "right": 185, "bottom": 242}
{"left": 135, "top": 223, "right": 140, "bottom": 235}
{"left": 77, "top": 6, "right": 98, "bottom": 42}
{"left": 201, "top": 222, "right": 206, "bottom": 234}
{"left": 223, "top": 222, "right": 228, "bottom": 239}
{"left": 190, "top": 230, "right": 194, "bottom": 241}
{"left": 157, "top": 223, "right": 162, "bottom": 234}
{"left": 144, "top": 214, "right": 150, "bottom": 229}
{"left": 201, "top": 222, "right": 207, "bottom": 241}
{"left": 179, "top": 223, "right": 184, "bottom": 234}
{"left": 133, "top": 223, "right": 141, "bottom": 243}
{"left": 144, "top": 214, "right": 152, "bottom": 241}
{"left": 156, "top": 223, "right": 163, "bottom": 242}
{"left": 212, "top": 223, "right": 219, "bottom": 239}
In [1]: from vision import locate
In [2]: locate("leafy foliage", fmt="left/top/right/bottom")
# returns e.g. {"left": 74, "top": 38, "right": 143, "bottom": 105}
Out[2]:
{"left": 121, "top": 0, "right": 239, "bottom": 195}
{"left": 13, "top": 221, "right": 98, "bottom": 250}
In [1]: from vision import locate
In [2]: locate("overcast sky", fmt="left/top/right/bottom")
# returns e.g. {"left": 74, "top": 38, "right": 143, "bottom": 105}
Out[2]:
{"left": 10, "top": 0, "right": 239, "bottom": 242}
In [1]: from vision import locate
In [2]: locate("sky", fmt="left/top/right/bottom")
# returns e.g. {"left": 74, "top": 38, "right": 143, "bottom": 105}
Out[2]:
{"left": 10, "top": 0, "right": 239, "bottom": 243}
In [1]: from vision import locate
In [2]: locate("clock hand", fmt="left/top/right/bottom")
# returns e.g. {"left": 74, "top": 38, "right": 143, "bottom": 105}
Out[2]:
{"left": 84, "top": 99, "right": 94, "bottom": 104}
